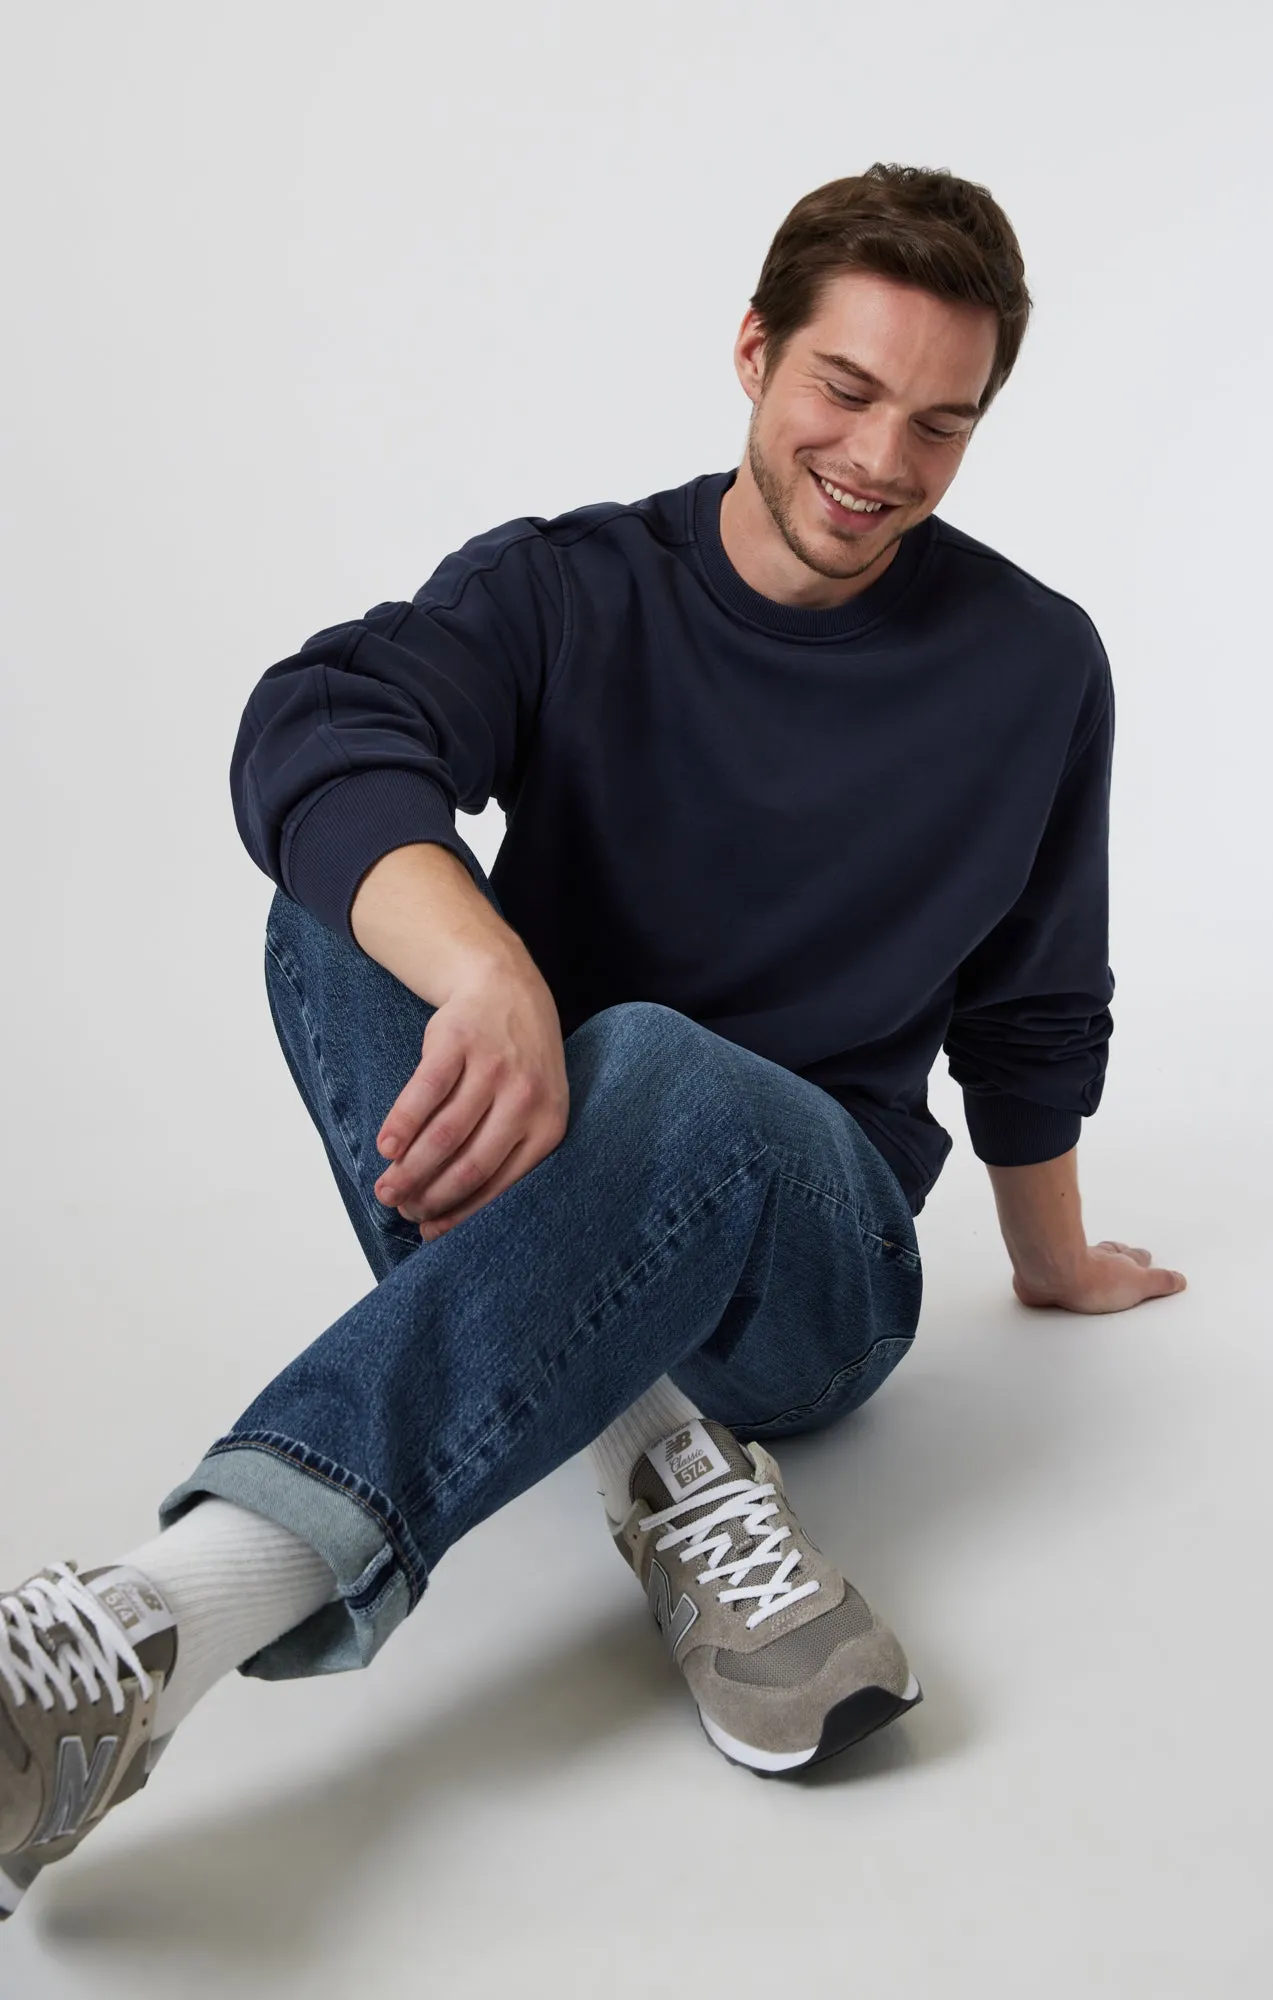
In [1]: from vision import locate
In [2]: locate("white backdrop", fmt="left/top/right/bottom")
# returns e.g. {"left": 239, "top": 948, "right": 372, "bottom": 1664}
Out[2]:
{"left": 2, "top": 3, "right": 1269, "bottom": 1995}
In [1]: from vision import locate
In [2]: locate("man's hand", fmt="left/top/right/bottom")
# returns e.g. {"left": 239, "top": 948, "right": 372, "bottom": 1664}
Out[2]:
{"left": 985, "top": 1152, "right": 1187, "bottom": 1315}
{"left": 1012, "top": 1240, "right": 1188, "bottom": 1315}
{"left": 372, "top": 948, "right": 570, "bottom": 1241}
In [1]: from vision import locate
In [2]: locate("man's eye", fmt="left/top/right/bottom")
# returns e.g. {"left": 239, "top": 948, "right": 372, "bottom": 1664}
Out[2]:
{"left": 827, "top": 385, "right": 959, "bottom": 440}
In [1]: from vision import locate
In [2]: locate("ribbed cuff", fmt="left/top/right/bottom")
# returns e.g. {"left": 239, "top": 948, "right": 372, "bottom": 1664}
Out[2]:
{"left": 281, "top": 767, "right": 489, "bottom": 944}
{"left": 962, "top": 1089, "right": 1083, "bottom": 1166}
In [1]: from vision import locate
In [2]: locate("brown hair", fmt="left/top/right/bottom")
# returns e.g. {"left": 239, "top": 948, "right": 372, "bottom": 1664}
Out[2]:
{"left": 748, "top": 164, "right": 1032, "bottom": 419}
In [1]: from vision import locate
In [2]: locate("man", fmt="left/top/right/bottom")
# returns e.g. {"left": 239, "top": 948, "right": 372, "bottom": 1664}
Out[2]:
{"left": 0, "top": 164, "right": 1186, "bottom": 1918}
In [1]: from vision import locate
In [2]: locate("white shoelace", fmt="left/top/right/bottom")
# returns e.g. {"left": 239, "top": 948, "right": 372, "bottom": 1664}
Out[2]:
{"left": 0, "top": 1563, "right": 152, "bottom": 1716}
{"left": 638, "top": 1476, "right": 821, "bottom": 1630}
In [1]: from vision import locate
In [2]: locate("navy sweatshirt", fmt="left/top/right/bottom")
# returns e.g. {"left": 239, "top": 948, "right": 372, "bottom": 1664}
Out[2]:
{"left": 231, "top": 467, "right": 1115, "bottom": 1217}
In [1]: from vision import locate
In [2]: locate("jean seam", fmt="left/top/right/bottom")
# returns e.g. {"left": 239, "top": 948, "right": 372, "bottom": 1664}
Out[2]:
{"left": 414, "top": 1140, "right": 772, "bottom": 1511}
{"left": 204, "top": 1431, "right": 429, "bottom": 1605}
{"left": 265, "top": 931, "right": 381, "bottom": 1210}
{"left": 773, "top": 1166, "right": 878, "bottom": 1238}
{"left": 773, "top": 1167, "right": 922, "bottom": 1272}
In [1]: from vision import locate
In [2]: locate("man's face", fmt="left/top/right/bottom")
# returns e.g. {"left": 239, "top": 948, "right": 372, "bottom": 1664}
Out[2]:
{"left": 731, "top": 268, "right": 999, "bottom": 596}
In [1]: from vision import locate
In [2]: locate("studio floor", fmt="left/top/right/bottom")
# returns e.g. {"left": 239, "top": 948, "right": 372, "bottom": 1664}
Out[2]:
{"left": 2, "top": 1121, "right": 1265, "bottom": 1998}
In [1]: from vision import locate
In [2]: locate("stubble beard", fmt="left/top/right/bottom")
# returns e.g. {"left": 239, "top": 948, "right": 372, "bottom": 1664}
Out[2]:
{"left": 745, "top": 408, "right": 902, "bottom": 585}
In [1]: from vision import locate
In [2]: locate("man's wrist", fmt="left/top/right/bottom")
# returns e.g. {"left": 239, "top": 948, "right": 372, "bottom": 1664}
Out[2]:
{"left": 351, "top": 842, "right": 521, "bottom": 1007}
{"left": 1008, "top": 1242, "right": 1089, "bottom": 1288}
{"left": 985, "top": 1150, "right": 1088, "bottom": 1283}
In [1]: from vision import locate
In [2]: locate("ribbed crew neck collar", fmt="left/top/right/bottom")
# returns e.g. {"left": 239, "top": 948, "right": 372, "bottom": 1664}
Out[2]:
{"left": 693, "top": 467, "right": 935, "bottom": 639}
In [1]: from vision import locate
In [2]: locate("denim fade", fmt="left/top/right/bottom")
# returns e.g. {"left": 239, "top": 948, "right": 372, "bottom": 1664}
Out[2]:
{"left": 158, "top": 875, "right": 923, "bottom": 1682}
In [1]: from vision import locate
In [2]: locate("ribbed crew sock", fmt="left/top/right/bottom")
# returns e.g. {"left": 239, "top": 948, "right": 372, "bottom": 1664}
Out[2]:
{"left": 115, "top": 1498, "right": 338, "bottom": 1736}
{"left": 117, "top": 1389, "right": 709, "bottom": 1734}
{"left": 586, "top": 1376, "right": 705, "bottom": 1525}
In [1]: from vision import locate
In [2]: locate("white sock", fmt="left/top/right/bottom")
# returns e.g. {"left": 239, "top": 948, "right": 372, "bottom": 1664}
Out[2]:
{"left": 116, "top": 1498, "right": 339, "bottom": 1736}
{"left": 586, "top": 1375, "right": 704, "bottom": 1525}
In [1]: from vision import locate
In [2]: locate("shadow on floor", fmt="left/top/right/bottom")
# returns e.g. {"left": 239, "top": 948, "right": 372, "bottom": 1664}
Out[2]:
{"left": 37, "top": 1304, "right": 1083, "bottom": 1963}
{"left": 37, "top": 1590, "right": 952, "bottom": 1963}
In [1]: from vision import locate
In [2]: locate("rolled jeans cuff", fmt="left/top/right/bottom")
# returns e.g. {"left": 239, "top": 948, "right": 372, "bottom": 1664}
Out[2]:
{"left": 156, "top": 1430, "right": 429, "bottom": 1680}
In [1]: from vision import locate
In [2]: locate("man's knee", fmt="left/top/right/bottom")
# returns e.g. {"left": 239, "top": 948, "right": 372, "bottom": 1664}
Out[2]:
{"left": 567, "top": 1000, "right": 756, "bottom": 1140}
{"left": 574, "top": 999, "right": 727, "bottom": 1083}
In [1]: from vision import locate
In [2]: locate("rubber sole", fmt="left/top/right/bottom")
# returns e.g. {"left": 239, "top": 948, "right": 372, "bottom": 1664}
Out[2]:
{"left": 699, "top": 1671, "right": 923, "bottom": 1777}
{"left": 0, "top": 1853, "right": 40, "bottom": 1920}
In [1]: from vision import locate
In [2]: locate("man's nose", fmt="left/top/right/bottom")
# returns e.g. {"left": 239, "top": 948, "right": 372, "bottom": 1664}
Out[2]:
{"left": 842, "top": 409, "right": 911, "bottom": 492}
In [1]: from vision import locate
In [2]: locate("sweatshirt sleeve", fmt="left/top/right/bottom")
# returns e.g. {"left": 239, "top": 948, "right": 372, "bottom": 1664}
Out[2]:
{"left": 229, "top": 522, "right": 568, "bottom": 946}
{"left": 942, "top": 633, "right": 1116, "bottom": 1167}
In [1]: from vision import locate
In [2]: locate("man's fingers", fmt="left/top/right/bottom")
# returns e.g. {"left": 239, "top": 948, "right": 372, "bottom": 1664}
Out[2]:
{"left": 400, "top": 1100, "right": 515, "bottom": 1222}
{"left": 375, "top": 1072, "right": 490, "bottom": 1209}
{"left": 376, "top": 1032, "right": 465, "bottom": 1162}
{"left": 370, "top": 963, "right": 570, "bottom": 1229}
{"left": 1096, "top": 1240, "right": 1152, "bottom": 1266}
{"left": 1098, "top": 1242, "right": 1188, "bottom": 1300}
{"left": 419, "top": 1136, "right": 537, "bottom": 1239}
{"left": 1147, "top": 1265, "right": 1188, "bottom": 1296}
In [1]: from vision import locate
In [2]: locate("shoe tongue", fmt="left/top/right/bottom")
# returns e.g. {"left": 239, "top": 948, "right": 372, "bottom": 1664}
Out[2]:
{"left": 632, "top": 1418, "right": 756, "bottom": 1511}
{"left": 629, "top": 1420, "right": 814, "bottom": 1622}
{"left": 81, "top": 1565, "right": 179, "bottom": 1675}
{"left": 630, "top": 1420, "right": 773, "bottom": 1582}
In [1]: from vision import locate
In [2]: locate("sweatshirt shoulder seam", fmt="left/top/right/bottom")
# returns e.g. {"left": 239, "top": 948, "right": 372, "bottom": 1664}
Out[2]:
{"left": 379, "top": 521, "right": 574, "bottom": 711}
{"left": 930, "top": 518, "right": 1100, "bottom": 631}
{"left": 386, "top": 493, "right": 693, "bottom": 638}
{"left": 390, "top": 520, "right": 557, "bottom": 622}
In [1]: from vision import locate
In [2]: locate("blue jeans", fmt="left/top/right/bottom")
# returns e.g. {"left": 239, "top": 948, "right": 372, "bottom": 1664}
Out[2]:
{"left": 158, "top": 873, "right": 924, "bottom": 1681}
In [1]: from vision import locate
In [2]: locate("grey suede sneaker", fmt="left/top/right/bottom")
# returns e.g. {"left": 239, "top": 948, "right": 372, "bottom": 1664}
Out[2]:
{"left": 0, "top": 1561, "right": 178, "bottom": 1920}
{"left": 611, "top": 1418, "right": 922, "bottom": 1775}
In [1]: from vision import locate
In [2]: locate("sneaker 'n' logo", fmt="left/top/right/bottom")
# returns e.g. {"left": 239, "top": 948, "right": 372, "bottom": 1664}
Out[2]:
{"left": 30, "top": 1733, "right": 119, "bottom": 1845}
{"left": 647, "top": 1559, "right": 699, "bottom": 1660}
{"left": 653, "top": 1419, "right": 732, "bottom": 1501}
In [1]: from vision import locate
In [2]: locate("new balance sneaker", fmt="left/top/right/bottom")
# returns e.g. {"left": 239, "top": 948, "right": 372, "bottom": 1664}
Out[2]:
{"left": 0, "top": 1561, "right": 179, "bottom": 1919}
{"left": 610, "top": 1418, "right": 922, "bottom": 1775}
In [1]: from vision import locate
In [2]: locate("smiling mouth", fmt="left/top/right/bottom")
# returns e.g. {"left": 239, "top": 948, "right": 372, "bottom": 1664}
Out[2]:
{"left": 808, "top": 467, "right": 901, "bottom": 520}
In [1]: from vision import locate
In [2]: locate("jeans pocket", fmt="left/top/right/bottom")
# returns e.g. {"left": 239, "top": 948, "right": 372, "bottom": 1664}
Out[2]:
{"left": 860, "top": 1224, "right": 923, "bottom": 1328}
{"left": 858, "top": 1217, "right": 922, "bottom": 1273}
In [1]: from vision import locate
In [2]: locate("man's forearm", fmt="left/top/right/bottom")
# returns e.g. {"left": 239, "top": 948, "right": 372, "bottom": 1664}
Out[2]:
{"left": 350, "top": 841, "right": 526, "bottom": 1008}
{"left": 985, "top": 1146, "right": 1087, "bottom": 1283}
